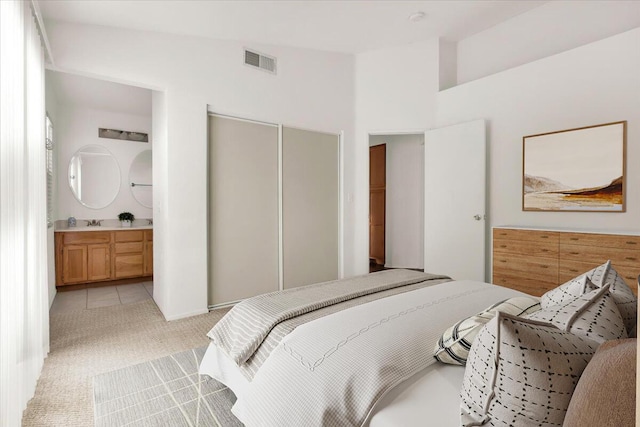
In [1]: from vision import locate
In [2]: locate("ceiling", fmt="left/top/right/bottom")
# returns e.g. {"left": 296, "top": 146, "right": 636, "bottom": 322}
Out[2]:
{"left": 47, "top": 70, "right": 152, "bottom": 116}
{"left": 39, "top": 0, "right": 547, "bottom": 54}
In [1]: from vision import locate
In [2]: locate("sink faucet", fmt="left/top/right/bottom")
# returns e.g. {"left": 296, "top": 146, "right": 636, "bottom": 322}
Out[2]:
{"left": 85, "top": 219, "right": 102, "bottom": 226}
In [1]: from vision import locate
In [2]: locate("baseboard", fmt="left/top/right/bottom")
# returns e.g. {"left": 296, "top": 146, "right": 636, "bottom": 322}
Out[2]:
{"left": 162, "top": 307, "right": 209, "bottom": 321}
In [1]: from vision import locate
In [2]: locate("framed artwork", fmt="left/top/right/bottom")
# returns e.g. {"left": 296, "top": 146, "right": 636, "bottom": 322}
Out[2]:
{"left": 522, "top": 121, "right": 626, "bottom": 212}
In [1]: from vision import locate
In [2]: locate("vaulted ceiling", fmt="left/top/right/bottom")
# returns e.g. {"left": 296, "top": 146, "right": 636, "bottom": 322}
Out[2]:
{"left": 39, "top": 0, "right": 546, "bottom": 54}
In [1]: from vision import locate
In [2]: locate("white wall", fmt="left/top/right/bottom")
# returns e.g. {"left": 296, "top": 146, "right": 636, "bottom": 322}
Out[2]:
{"left": 55, "top": 105, "right": 153, "bottom": 221}
{"left": 370, "top": 134, "right": 424, "bottom": 269}
{"left": 45, "top": 21, "right": 355, "bottom": 320}
{"left": 354, "top": 39, "right": 441, "bottom": 275}
{"left": 438, "top": 28, "right": 640, "bottom": 276}
{"left": 457, "top": 1, "right": 640, "bottom": 84}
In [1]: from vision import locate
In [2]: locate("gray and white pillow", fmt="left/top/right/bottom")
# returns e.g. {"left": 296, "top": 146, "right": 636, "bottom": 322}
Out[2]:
{"left": 460, "top": 312, "right": 599, "bottom": 427}
{"left": 526, "top": 284, "right": 627, "bottom": 343}
{"left": 433, "top": 296, "right": 540, "bottom": 365}
{"left": 587, "top": 260, "right": 637, "bottom": 333}
{"left": 541, "top": 274, "right": 597, "bottom": 307}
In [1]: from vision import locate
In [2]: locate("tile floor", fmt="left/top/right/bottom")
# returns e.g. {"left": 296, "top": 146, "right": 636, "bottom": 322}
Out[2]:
{"left": 50, "top": 281, "right": 154, "bottom": 315}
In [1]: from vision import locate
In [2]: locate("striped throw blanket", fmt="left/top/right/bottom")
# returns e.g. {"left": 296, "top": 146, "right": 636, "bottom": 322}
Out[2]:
{"left": 207, "top": 269, "right": 450, "bottom": 368}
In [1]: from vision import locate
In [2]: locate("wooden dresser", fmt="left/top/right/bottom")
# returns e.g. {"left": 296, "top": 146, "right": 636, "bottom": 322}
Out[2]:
{"left": 493, "top": 227, "right": 639, "bottom": 296}
{"left": 55, "top": 229, "right": 153, "bottom": 287}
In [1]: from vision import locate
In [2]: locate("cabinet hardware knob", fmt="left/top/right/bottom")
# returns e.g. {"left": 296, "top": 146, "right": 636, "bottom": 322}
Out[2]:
{"left": 541, "top": 249, "right": 548, "bottom": 252}
{"left": 625, "top": 257, "right": 637, "bottom": 261}
{"left": 570, "top": 238, "right": 579, "bottom": 241}
{"left": 569, "top": 269, "right": 578, "bottom": 272}
{"left": 540, "top": 236, "right": 548, "bottom": 239}
{"left": 570, "top": 252, "right": 580, "bottom": 255}
{"left": 541, "top": 265, "right": 548, "bottom": 269}
{"left": 500, "top": 245, "right": 507, "bottom": 248}
{"left": 500, "top": 260, "right": 507, "bottom": 263}
{"left": 626, "top": 241, "right": 637, "bottom": 245}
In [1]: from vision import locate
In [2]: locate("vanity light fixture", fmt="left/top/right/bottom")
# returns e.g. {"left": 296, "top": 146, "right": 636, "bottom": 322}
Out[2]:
{"left": 99, "top": 128, "right": 149, "bottom": 143}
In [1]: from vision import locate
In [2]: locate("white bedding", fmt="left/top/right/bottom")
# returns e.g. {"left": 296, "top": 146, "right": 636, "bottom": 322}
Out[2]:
{"left": 200, "top": 280, "right": 527, "bottom": 426}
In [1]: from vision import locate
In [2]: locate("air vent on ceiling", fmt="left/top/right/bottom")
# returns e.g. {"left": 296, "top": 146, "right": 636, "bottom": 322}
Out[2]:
{"left": 244, "top": 49, "right": 277, "bottom": 74}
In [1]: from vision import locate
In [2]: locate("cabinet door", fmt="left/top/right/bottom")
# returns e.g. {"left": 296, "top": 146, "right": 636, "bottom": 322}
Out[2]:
{"left": 114, "top": 254, "right": 144, "bottom": 278}
{"left": 62, "top": 245, "right": 87, "bottom": 284}
{"left": 144, "top": 241, "right": 153, "bottom": 276}
{"left": 88, "top": 244, "right": 111, "bottom": 281}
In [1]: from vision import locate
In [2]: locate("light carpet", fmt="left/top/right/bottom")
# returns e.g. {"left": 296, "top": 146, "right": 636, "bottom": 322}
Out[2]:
{"left": 93, "top": 346, "right": 242, "bottom": 427}
{"left": 22, "top": 299, "right": 231, "bottom": 426}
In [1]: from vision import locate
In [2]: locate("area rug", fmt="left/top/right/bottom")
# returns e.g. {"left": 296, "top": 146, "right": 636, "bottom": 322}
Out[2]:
{"left": 93, "top": 346, "right": 243, "bottom": 426}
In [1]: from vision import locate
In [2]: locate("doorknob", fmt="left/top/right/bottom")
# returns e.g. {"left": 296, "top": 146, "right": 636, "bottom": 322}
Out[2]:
{"left": 473, "top": 214, "right": 482, "bottom": 221}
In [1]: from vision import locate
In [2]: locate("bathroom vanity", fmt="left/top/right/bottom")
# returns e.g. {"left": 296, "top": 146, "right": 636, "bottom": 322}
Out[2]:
{"left": 55, "top": 227, "right": 153, "bottom": 287}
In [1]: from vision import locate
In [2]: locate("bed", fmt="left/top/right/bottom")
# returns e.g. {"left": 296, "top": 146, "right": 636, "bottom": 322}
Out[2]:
{"left": 199, "top": 266, "right": 637, "bottom": 426}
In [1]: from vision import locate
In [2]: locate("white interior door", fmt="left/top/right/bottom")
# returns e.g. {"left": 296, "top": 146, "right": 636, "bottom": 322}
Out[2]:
{"left": 424, "top": 120, "right": 486, "bottom": 281}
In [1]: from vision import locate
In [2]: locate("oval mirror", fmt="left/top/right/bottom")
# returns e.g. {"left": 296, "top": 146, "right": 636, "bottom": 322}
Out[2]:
{"left": 129, "top": 150, "right": 152, "bottom": 208}
{"left": 68, "top": 145, "right": 121, "bottom": 209}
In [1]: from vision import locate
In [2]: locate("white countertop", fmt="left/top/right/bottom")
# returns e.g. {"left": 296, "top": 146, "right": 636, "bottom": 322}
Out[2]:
{"left": 55, "top": 225, "right": 153, "bottom": 232}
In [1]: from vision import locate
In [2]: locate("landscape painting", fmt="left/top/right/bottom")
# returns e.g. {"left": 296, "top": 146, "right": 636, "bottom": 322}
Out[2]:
{"left": 523, "top": 121, "right": 626, "bottom": 212}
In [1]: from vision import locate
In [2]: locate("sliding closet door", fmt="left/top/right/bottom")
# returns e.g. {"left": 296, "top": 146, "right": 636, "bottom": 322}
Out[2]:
{"left": 282, "top": 127, "right": 339, "bottom": 289}
{"left": 208, "top": 115, "right": 279, "bottom": 305}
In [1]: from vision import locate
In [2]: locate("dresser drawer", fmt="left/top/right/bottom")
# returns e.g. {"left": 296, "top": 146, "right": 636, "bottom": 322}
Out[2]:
{"left": 558, "top": 260, "right": 638, "bottom": 295}
{"left": 493, "top": 253, "right": 558, "bottom": 282}
{"left": 493, "top": 228, "right": 559, "bottom": 244}
{"left": 560, "top": 244, "right": 640, "bottom": 267}
{"left": 493, "top": 239, "right": 558, "bottom": 257}
{"left": 559, "top": 233, "right": 640, "bottom": 249}
{"left": 115, "top": 242, "right": 144, "bottom": 254}
{"left": 114, "top": 230, "right": 144, "bottom": 243}
{"left": 62, "top": 231, "right": 111, "bottom": 245}
{"left": 492, "top": 274, "right": 556, "bottom": 297}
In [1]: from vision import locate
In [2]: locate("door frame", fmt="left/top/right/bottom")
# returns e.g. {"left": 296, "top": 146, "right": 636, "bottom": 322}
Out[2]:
{"left": 367, "top": 129, "right": 427, "bottom": 270}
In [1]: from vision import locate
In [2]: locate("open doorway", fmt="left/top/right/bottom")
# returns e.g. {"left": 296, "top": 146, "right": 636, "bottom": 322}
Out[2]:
{"left": 369, "top": 133, "right": 424, "bottom": 273}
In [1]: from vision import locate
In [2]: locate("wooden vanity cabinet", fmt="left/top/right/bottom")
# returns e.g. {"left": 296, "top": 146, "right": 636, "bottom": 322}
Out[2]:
{"left": 55, "top": 229, "right": 153, "bottom": 287}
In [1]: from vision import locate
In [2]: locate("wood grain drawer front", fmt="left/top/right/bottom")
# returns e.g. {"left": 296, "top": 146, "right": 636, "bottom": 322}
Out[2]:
{"left": 493, "top": 253, "right": 558, "bottom": 281}
{"left": 114, "top": 230, "right": 144, "bottom": 243}
{"left": 114, "top": 254, "right": 144, "bottom": 278}
{"left": 493, "top": 239, "right": 558, "bottom": 257}
{"left": 63, "top": 231, "right": 111, "bottom": 245}
{"left": 115, "top": 242, "right": 144, "bottom": 255}
{"left": 493, "top": 228, "right": 559, "bottom": 243}
{"left": 493, "top": 274, "right": 556, "bottom": 297}
{"left": 559, "top": 260, "right": 638, "bottom": 296}
{"left": 559, "top": 233, "right": 640, "bottom": 249}
{"left": 144, "top": 230, "right": 153, "bottom": 242}
{"left": 560, "top": 244, "right": 640, "bottom": 267}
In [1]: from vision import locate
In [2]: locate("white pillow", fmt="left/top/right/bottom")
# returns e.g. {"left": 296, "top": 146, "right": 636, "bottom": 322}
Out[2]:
{"left": 587, "top": 260, "right": 637, "bottom": 333}
{"left": 460, "top": 312, "right": 599, "bottom": 427}
{"left": 433, "top": 296, "right": 540, "bottom": 365}
{"left": 541, "top": 274, "right": 597, "bottom": 308}
{"left": 526, "top": 284, "right": 627, "bottom": 343}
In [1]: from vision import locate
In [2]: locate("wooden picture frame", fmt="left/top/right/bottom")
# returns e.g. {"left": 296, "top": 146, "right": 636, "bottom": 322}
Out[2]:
{"left": 522, "top": 121, "right": 626, "bottom": 212}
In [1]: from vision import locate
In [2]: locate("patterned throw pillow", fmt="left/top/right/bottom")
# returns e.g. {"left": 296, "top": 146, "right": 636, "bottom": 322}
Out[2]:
{"left": 541, "top": 274, "right": 597, "bottom": 307}
{"left": 526, "top": 285, "right": 627, "bottom": 343}
{"left": 433, "top": 296, "right": 540, "bottom": 365}
{"left": 587, "top": 260, "right": 637, "bottom": 333}
{"left": 460, "top": 312, "right": 599, "bottom": 427}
